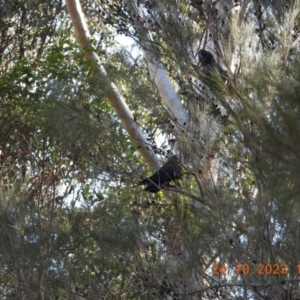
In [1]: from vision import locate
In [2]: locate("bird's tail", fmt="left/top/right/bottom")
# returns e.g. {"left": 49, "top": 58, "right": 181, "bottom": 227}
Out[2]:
{"left": 138, "top": 178, "right": 150, "bottom": 185}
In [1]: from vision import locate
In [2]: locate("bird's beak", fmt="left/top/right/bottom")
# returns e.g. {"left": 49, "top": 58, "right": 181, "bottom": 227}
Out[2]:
{"left": 198, "top": 52, "right": 204, "bottom": 63}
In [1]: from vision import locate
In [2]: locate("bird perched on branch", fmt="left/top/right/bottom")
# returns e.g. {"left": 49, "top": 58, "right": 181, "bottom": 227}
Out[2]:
{"left": 138, "top": 156, "right": 182, "bottom": 193}
{"left": 199, "top": 49, "right": 228, "bottom": 85}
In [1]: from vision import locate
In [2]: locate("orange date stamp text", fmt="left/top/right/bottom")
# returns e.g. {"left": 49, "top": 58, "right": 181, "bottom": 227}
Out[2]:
{"left": 212, "top": 263, "right": 300, "bottom": 275}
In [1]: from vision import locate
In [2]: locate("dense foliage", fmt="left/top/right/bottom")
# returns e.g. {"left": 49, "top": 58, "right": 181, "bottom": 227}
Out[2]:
{"left": 0, "top": 0, "right": 300, "bottom": 299}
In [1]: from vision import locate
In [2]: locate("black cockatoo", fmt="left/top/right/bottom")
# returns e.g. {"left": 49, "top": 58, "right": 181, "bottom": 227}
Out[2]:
{"left": 139, "top": 156, "right": 182, "bottom": 193}
{"left": 198, "top": 49, "right": 228, "bottom": 84}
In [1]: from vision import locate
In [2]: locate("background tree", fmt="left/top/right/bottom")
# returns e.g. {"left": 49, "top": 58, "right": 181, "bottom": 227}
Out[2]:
{"left": 0, "top": 0, "right": 300, "bottom": 299}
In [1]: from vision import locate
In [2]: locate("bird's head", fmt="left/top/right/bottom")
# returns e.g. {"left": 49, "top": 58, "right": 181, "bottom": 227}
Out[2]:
{"left": 199, "top": 49, "right": 216, "bottom": 65}
{"left": 169, "top": 155, "right": 180, "bottom": 163}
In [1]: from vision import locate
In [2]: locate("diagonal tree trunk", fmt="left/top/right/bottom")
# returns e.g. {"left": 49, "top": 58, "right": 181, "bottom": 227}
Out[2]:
{"left": 65, "top": 0, "right": 160, "bottom": 168}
